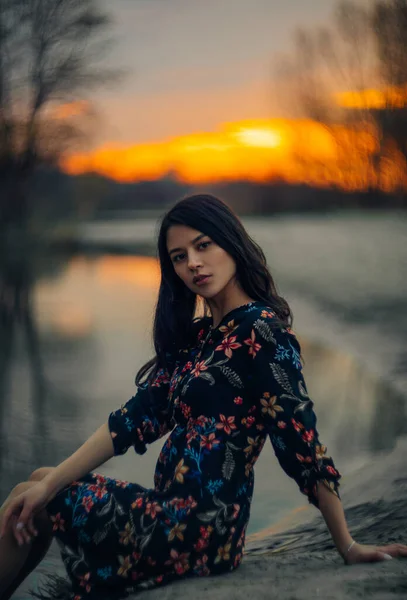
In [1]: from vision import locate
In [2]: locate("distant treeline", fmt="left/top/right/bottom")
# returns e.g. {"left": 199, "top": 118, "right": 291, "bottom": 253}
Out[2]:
{"left": 30, "top": 168, "right": 407, "bottom": 225}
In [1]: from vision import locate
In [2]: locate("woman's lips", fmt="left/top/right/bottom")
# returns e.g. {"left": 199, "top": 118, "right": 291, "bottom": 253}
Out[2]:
{"left": 194, "top": 275, "right": 211, "bottom": 286}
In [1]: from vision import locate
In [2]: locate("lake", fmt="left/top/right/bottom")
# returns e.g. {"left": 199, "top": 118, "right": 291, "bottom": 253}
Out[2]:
{"left": 1, "top": 211, "right": 406, "bottom": 537}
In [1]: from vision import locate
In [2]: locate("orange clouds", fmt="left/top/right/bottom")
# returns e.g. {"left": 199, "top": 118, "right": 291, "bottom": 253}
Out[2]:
{"left": 61, "top": 118, "right": 338, "bottom": 185}
{"left": 335, "top": 86, "right": 407, "bottom": 110}
{"left": 60, "top": 114, "right": 406, "bottom": 192}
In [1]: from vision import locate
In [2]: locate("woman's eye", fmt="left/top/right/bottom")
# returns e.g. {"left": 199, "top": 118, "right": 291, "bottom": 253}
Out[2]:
{"left": 198, "top": 241, "right": 211, "bottom": 250}
{"left": 173, "top": 253, "right": 185, "bottom": 263}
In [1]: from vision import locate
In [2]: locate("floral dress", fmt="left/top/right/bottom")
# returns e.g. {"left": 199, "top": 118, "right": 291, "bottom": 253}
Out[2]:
{"left": 46, "top": 301, "right": 341, "bottom": 599}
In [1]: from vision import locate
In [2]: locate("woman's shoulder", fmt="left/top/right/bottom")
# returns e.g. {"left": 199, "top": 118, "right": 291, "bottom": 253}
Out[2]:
{"left": 234, "top": 302, "right": 298, "bottom": 347}
{"left": 234, "top": 302, "right": 283, "bottom": 331}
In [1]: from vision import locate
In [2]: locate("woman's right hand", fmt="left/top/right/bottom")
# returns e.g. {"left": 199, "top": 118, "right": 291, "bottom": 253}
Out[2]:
{"left": 0, "top": 481, "right": 54, "bottom": 545}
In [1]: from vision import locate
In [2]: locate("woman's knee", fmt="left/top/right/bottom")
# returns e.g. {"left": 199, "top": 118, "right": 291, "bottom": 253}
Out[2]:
{"left": 28, "top": 467, "right": 54, "bottom": 482}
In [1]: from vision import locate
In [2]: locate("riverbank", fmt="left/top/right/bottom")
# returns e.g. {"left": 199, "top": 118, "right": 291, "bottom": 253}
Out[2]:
{"left": 127, "top": 433, "right": 407, "bottom": 599}
{"left": 18, "top": 435, "right": 407, "bottom": 599}
{"left": 12, "top": 211, "right": 407, "bottom": 598}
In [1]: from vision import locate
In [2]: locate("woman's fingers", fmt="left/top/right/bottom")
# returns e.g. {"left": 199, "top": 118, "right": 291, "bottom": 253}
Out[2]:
{"left": 0, "top": 498, "right": 21, "bottom": 539}
{"left": 12, "top": 516, "right": 25, "bottom": 546}
{"left": 382, "top": 544, "right": 407, "bottom": 557}
{"left": 27, "top": 516, "right": 38, "bottom": 537}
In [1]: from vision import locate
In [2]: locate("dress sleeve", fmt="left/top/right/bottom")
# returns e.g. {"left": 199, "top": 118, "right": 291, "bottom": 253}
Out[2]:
{"left": 243, "top": 318, "right": 341, "bottom": 508}
{"left": 108, "top": 363, "right": 175, "bottom": 456}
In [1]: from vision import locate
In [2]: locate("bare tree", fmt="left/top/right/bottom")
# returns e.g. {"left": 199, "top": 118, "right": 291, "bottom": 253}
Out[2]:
{"left": 0, "top": 0, "right": 114, "bottom": 229}
{"left": 372, "top": 0, "right": 407, "bottom": 195}
{"left": 273, "top": 0, "right": 407, "bottom": 195}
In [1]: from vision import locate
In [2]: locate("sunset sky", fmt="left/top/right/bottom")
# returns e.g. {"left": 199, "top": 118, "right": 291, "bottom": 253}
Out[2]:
{"left": 94, "top": 0, "right": 342, "bottom": 145}
{"left": 61, "top": 0, "right": 398, "bottom": 190}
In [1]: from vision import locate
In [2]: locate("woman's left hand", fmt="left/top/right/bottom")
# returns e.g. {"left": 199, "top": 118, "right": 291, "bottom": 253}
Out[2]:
{"left": 345, "top": 541, "right": 407, "bottom": 565}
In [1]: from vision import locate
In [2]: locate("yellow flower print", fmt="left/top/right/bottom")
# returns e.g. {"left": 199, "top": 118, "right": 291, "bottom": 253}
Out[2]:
{"left": 174, "top": 459, "right": 189, "bottom": 484}
{"left": 260, "top": 394, "right": 283, "bottom": 419}
{"left": 214, "top": 542, "right": 232, "bottom": 563}
{"left": 243, "top": 436, "right": 260, "bottom": 455}
{"left": 168, "top": 522, "right": 187, "bottom": 542}
{"left": 315, "top": 444, "right": 328, "bottom": 460}
{"left": 219, "top": 319, "right": 238, "bottom": 337}
{"left": 119, "top": 522, "right": 135, "bottom": 545}
{"left": 117, "top": 555, "right": 132, "bottom": 577}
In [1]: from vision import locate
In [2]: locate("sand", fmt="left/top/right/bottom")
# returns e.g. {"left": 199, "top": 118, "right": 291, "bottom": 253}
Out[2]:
{"left": 14, "top": 435, "right": 407, "bottom": 600}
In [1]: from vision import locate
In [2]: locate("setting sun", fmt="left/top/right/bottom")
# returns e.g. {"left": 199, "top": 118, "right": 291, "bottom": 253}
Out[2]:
{"left": 233, "top": 127, "right": 282, "bottom": 148}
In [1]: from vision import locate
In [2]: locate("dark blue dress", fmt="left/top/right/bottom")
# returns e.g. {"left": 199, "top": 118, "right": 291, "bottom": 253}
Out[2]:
{"left": 46, "top": 301, "right": 341, "bottom": 599}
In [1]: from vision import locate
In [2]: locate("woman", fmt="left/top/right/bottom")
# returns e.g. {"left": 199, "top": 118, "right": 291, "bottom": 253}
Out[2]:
{"left": 0, "top": 194, "right": 406, "bottom": 599}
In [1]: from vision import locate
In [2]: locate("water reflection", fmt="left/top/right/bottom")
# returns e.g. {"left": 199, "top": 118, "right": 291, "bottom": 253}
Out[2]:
{"left": 0, "top": 253, "right": 406, "bottom": 536}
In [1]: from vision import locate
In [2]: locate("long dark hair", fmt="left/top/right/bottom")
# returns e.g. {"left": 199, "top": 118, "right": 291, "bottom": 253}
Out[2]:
{"left": 136, "top": 194, "right": 292, "bottom": 386}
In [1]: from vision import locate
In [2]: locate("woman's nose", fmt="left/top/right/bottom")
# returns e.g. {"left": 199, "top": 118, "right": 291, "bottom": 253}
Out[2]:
{"left": 187, "top": 252, "right": 203, "bottom": 270}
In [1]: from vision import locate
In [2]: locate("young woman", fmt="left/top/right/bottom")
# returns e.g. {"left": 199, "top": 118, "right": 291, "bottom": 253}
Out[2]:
{"left": 0, "top": 194, "right": 406, "bottom": 599}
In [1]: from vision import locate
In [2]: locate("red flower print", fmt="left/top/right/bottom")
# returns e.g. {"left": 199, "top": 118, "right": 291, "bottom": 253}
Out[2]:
{"left": 194, "top": 537, "right": 208, "bottom": 551}
{"left": 182, "top": 361, "right": 193, "bottom": 373}
{"left": 245, "top": 416, "right": 256, "bottom": 427}
{"left": 78, "top": 573, "right": 91, "bottom": 593}
{"left": 302, "top": 429, "right": 314, "bottom": 443}
{"left": 261, "top": 310, "right": 276, "bottom": 318}
{"left": 243, "top": 330, "right": 261, "bottom": 358}
{"left": 50, "top": 512, "right": 65, "bottom": 532}
{"left": 94, "top": 487, "right": 107, "bottom": 500}
{"left": 234, "top": 396, "right": 243, "bottom": 405}
{"left": 200, "top": 525, "right": 213, "bottom": 539}
{"left": 194, "top": 554, "right": 210, "bottom": 576}
{"left": 165, "top": 549, "right": 190, "bottom": 575}
{"left": 82, "top": 495, "right": 94, "bottom": 513}
{"left": 326, "top": 465, "right": 338, "bottom": 476}
{"left": 296, "top": 453, "right": 312, "bottom": 464}
{"left": 291, "top": 418, "right": 304, "bottom": 432}
{"left": 131, "top": 496, "right": 144, "bottom": 510}
{"left": 185, "top": 495, "right": 197, "bottom": 510}
{"left": 216, "top": 414, "right": 237, "bottom": 435}
{"left": 248, "top": 404, "right": 256, "bottom": 414}
{"left": 277, "top": 421, "right": 287, "bottom": 429}
{"left": 180, "top": 402, "right": 191, "bottom": 419}
{"left": 200, "top": 432, "right": 220, "bottom": 451}
{"left": 215, "top": 335, "right": 242, "bottom": 358}
{"left": 145, "top": 501, "right": 162, "bottom": 519}
{"left": 156, "top": 575, "right": 164, "bottom": 583}
{"left": 94, "top": 474, "right": 107, "bottom": 485}
{"left": 191, "top": 360, "right": 208, "bottom": 377}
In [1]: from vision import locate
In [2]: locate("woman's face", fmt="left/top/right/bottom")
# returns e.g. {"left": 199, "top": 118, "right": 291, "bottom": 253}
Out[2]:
{"left": 166, "top": 224, "right": 237, "bottom": 299}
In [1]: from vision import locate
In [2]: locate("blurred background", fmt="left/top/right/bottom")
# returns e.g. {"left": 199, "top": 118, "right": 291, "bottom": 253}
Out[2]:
{"left": 1, "top": 0, "right": 407, "bottom": 544}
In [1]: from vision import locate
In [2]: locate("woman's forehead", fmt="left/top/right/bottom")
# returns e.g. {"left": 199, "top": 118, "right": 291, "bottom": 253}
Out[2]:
{"left": 166, "top": 224, "right": 204, "bottom": 247}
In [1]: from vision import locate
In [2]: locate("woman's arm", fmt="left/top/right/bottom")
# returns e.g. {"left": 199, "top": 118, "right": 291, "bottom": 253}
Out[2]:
{"left": 317, "top": 482, "right": 407, "bottom": 563}
{"left": 42, "top": 422, "right": 114, "bottom": 498}
{"left": 316, "top": 481, "right": 353, "bottom": 559}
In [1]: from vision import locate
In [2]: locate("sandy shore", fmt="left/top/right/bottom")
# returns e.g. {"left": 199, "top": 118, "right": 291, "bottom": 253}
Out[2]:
{"left": 112, "top": 434, "right": 407, "bottom": 599}
{"left": 15, "top": 435, "right": 407, "bottom": 600}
